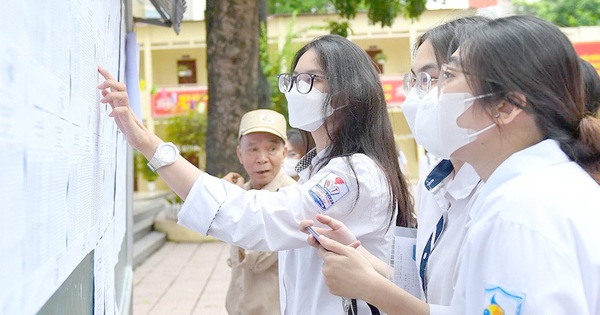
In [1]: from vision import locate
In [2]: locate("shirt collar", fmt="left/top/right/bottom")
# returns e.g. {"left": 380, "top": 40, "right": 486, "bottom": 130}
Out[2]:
{"left": 295, "top": 148, "right": 317, "bottom": 174}
{"left": 447, "top": 163, "right": 481, "bottom": 201}
{"left": 244, "top": 169, "right": 290, "bottom": 192}
{"left": 423, "top": 159, "right": 482, "bottom": 210}
{"left": 481, "top": 139, "right": 570, "bottom": 195}
{"left": 424, "top": 159, "right": 454, "bottom": 192}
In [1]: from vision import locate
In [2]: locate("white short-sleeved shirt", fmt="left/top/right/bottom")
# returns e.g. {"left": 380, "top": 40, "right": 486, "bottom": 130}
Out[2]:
{"left": 415, "top": 160, "right": 482, "bottom": 305}
{"left": 178, "top": 149, "right": 395, "bottom": 315}
{"left": 430, "top": 140, "right": 600, "bottom": 315}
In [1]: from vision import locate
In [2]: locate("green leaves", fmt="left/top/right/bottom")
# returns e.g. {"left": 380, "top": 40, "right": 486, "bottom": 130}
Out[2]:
{"left": 268, "top": 0, "right": 335, "bottom": 15}
{"left": 366, "top": 0, "right": 398, "bottom": 26}
{"left": 259, "top": 12, "right": 304, "bottom": 118}
{"left": 134, "top": 151, "right": 159, "bottom": 182}
{"left": 513, "top": 0, "right": 600, "bottom": 27}
{"left": 163, "top": 112, "right": 207, "bottom": 168}
{"left": 269, "top": 0, "right": 428, "bottom": 27}
{"left": 333, "top": 0, "right": 362, "bottom": 20}
{"left": 327, "top": 20, "right": 352, "bottom": 37}
{"left": 333, "top": 0, "right": 427, "bottom": 27}
{"left": 402, "top": 0, "right": 427, "bottom": 20}
{"left": 164, "top": 112, "right": 207, "bottom": 150}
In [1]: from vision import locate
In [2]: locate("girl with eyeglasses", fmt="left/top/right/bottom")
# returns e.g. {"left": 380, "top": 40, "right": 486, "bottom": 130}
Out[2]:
{"left": 305, "top": 16, "right": 600, "bottom": 314}
{"left": 98, "top": 34, "right": 413, "bottom": 314}
{"left": 432, "top": 16, "right": 600, "bottom": 313}
{"left": 301, "top": 15, "right": 491, "bottom": 313}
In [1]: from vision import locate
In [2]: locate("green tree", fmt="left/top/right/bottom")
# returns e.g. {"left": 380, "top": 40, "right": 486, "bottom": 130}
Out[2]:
{"left": 513, "top": 0, "right": 600, "bottom": 27}
{"left": 134, "top": 151, "right": 159, "bottom": 183}
{"left": 267, "top": 0, "right": 359, "bottom": 37}
{"left": 164, "top": 111, "right": 207, "bottom": 168}
{"left": 260, "top": 13, "right": 308, "bottom": 117}
{"left": 332, "top": 0, "right": 427, "bottom": 26}
{"left": 258, "top": 0, "right": 271, "bottom": 111}
{"left": 268, "top": 0, "right": 338, "bottom": 15}
{"left": 205, "top": 0, "right": 260, "bottom": 177}
{"left": 268, "top": 0, "right": 427, "bottom": 25}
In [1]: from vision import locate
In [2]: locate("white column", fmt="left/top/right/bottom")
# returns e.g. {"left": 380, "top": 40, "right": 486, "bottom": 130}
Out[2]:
{"left": 143, "top": 29, "right": 155, "bottom": 133}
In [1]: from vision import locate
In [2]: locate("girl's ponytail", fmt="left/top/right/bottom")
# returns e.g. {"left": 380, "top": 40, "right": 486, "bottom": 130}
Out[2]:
{"left": 567, "top": 115, "right": 600, "bottom": 184}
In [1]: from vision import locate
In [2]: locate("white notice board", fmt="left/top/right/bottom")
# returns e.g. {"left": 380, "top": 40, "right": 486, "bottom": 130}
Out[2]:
{"left": 0, "top": 1, "right": 129, "bottom": 314}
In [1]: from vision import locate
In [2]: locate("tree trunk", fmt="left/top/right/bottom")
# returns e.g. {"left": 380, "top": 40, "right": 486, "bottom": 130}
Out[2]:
{"left": 257, "top": 0, "right": 271, "bottom": 109}
{"left": 205, "top": 0, "right": 260, "bottom": 177}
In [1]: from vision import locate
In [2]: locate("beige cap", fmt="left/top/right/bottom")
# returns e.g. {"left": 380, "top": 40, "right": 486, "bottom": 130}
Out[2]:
{"left": 238, "top": 109, "right": 287, "bottom": 141}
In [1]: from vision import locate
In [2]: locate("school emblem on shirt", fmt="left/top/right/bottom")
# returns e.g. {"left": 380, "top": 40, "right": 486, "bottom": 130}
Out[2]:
{"left": 308, "top": 173, "right": 349, "bottom": 211}
{"left": 483, "top": 286, "right": 524, "bottom": 315}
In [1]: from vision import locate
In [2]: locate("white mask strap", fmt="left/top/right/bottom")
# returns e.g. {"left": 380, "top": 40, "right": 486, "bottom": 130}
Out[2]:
{"left": 463, "top": 123, "right": 496, "bottom": 140}
{"left": 464, "top": 93, "right": 495, "bottom": 103}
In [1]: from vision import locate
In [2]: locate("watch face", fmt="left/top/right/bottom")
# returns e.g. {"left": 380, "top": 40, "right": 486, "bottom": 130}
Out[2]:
{"left": 158, "top": 144, "right": 178, "bottom": 163}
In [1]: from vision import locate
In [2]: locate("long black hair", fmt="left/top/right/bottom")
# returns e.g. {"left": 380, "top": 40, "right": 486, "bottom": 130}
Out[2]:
{"left": 580, "top": 58, "right": 600, "bottom": 116}
{"left": 459, "top": 15, "right": 600, "bottom": 183}
{"left": 290, "top": 34, "right": 414, "bottom": 227}
{"left": 414, "top": 15, "right": 491, "bottom": 67}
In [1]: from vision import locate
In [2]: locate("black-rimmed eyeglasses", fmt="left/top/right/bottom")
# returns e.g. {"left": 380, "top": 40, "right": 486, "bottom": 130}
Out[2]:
{"left": 277, "top": 73, "right": 323, "bottom": 94}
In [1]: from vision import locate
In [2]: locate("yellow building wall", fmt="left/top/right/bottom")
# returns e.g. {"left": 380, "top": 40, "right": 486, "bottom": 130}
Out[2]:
{"left": 387, "top": 108, "right": 418, "bottom": 182}
{"left": 151, "top": 48, "right": 207, "bottom": 86}
{"left": 135, "top": 9, "right": 478, "bottom": 85}
{"left": 137, "top": 21, "right": 208, "bottom": 88}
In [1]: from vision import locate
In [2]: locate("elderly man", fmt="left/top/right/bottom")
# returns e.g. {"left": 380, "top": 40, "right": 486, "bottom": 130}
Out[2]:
{"left": 223, "top": 109, "right": 296, "bottom": 315}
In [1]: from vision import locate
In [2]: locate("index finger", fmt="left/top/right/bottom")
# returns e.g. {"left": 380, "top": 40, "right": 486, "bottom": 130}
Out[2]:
{"left": 98, "top": 66, "right": 115, "bottom": 81}
{"left": 319, "top": 235, "right": 353, "bottom": 256}
{"left": 315, "top": 214, "right": 345, "bottom": 231}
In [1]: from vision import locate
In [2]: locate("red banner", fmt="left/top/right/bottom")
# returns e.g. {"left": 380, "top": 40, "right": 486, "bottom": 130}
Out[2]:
{"left": 381, "top": 77, "right": 406, "bottom": 107}
{"left": 151, "top": 87, "right": 208, "bottom": 118}
{"left": 574, "top": 42, "right": 600, "bottom": 76}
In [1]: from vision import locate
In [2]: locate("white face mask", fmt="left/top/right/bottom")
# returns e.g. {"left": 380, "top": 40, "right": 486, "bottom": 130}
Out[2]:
{"left": 400, "top": 87, "right": 438, "bottom": 145}
{"left": 414, "top": 91, "right": 496, "bottom": 159}
{"left": 285, "top": 81, "right": 332, "bottom": 132}
{"left": 282, "top": 157, "right": 299, "bottom": 177}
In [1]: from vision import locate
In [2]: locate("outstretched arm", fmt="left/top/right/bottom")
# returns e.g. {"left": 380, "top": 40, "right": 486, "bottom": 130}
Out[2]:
{"left": 98, "top": 67, "right": 202, "bottom": 200}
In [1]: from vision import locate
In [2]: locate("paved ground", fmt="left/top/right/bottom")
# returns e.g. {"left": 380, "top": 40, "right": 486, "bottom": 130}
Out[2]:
{"left": 133, "top": 241, "right": 232, "bottom": 315}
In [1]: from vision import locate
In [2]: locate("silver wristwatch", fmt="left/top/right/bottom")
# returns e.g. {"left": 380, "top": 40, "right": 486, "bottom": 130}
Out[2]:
{"left": 147, "top": 142, "right": 179, "bottom": 172}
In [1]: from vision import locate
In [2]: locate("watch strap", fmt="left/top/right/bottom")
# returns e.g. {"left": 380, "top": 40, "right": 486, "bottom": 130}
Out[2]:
{"left": 147, "top": 155, "right": 161, "bottom": 172}
{"left": 146, "top": 142, "right": 179, "bottom": 172}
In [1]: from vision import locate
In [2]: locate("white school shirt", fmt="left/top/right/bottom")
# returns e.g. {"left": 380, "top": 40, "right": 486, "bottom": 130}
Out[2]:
{"left": 430, "top": 139, "right": 600, "bottom": 315}
{"left": 178, "top": 150, "right": 395, "bottom": 315}
{"left": 415, "top": 160, "right": 482, "bottom": 305}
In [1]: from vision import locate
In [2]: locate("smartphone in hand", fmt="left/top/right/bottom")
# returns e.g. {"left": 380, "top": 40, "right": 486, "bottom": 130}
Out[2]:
{"left": 306, "top": 226, "right": 321, "bottom": 244}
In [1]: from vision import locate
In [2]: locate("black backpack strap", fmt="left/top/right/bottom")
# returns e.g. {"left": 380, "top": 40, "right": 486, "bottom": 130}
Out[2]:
{"left": 346, "top": 299, "right": 382, "bottom": 315}
{"left": 367, "top": 303, "right": 381, "bottom": 315}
